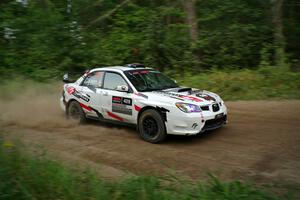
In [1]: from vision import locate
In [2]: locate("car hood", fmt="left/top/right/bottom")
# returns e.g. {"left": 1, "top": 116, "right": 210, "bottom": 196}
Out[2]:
{"left": 142, "top": 87, "right": 222, "bottom": 106}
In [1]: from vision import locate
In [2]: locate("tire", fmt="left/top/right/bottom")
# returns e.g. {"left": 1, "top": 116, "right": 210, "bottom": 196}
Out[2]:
{"left": 138, "top": 109, "right": 167, "bottom": 143}
{"left": 67, "top": 101, "right": 87, "bottom": 124}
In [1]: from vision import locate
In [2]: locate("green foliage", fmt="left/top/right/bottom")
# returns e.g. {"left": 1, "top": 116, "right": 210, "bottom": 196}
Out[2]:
{"left": 0, "top": 135, "right": 287, "bottom": 200}
{"left": 196, "top": 0, "right": 273, "bottom": 69}
{"left": 177, "top": 66, "right": 300, "bottom": 100}
{"left": 1, "top": 0, "right": 299, "bottom": 80}
{"left": 0, "top": 0, "right": 299, "bottom": 101}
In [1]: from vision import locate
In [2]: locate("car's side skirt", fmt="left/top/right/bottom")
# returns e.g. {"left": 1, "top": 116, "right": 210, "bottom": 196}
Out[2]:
{"left": 86, "top": 115, "right": 136, "bottom": 128}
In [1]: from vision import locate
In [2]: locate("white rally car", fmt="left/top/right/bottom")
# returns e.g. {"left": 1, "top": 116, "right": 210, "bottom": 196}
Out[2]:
{"left": 60, "top": 64, "right": 227, "bottom": 143}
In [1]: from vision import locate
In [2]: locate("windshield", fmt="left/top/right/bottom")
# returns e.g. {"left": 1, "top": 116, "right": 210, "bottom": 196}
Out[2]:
{"left": 124, "top": 69, "right": 178, "bottom": 92}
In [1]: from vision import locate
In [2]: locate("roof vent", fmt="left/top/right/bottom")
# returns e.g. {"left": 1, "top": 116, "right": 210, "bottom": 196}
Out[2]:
{"left": 125, "top": 63, "right": 145, "bottom": 68}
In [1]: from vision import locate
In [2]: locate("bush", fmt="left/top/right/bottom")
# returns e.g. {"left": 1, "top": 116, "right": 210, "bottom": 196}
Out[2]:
{"left": 176, "top": 67, "right": 300, "bottom": 100}
{"left": 0, "top": 135, "right": 287, "bottom": 200}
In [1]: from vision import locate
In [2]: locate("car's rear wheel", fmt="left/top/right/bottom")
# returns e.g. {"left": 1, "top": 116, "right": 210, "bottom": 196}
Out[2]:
{"left": 67, "top": 101, "right": 86, "bottom": 124}
{"left": 138, "top": 109, "right": 166, "bottom": 143}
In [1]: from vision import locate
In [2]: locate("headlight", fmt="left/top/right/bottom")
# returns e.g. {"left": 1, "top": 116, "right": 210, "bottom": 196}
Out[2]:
{"left": 175, "top": 102, "right": 201, "bottom": 113}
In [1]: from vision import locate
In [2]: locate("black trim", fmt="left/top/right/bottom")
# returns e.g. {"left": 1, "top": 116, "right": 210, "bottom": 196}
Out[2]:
{"left": 156, "top": 106, "right": 169, "bottom": 122}
{"left": 86, "top": 114, "right": 135, "bottom": 127}
{"left": 177, "top": 87, "right": 192, "bottom": 93}
{"left": 201, "top": 115, "right": 227, "bottom": 132}
{"left": 84, "top": 105, "right": 135, "bottom": 127}
{"left": 62, "top": 91, "right": 67, "bottom": 105}
{"left": 89, "top": 106, "right": 103, "bottom": 119}
{"left": 125, "top": 63, "right": 145, "bottom": 68}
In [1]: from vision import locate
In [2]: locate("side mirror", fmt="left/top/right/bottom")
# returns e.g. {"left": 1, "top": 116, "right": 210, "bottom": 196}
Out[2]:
{"left": 63, "top": 73, "right": 71, "bottom": 83}
{"left": 116, "top": 85, "right": 129, "bottom": 92}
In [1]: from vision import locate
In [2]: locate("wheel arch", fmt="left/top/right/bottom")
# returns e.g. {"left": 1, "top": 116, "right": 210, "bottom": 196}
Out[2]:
{"left": 66, "top": 98, "right": 79, "bottom": 115}
{"left": 137, "top": 106, "right": 169, "bottom": 143}
{"left": 137, "top": 105, "right": 169, "bottom": 127}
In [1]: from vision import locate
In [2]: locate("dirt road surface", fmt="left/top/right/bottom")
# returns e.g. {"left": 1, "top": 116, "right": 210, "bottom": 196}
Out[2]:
{"left": 1, "top": 85, "right": 299, "bottom": 189}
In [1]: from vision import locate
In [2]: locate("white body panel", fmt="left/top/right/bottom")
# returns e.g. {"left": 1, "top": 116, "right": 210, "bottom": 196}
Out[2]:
{"left": 60, "top": 66, "right": 227, "bottom": 136}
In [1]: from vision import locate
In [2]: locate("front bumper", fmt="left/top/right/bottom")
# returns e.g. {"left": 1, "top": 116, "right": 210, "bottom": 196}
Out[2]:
{"left": 165, "top": 104, "right": 227, "bottom": 135}
{"left": 200, "top": 114, "right": 227, "bottom": 132}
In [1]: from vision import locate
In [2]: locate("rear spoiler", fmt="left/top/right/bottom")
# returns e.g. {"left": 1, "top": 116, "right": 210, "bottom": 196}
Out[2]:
{"left": 62, "top": 69, "right": 90, "bottom": 83}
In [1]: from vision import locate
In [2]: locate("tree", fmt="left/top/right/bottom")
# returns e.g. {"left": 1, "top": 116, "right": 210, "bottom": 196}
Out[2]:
{"left": 271, "top": 0, "right": 285, "bottom": 66}
{"left": 181, "top": 0, "right": 200, "bottom": 70}
{"left": 182, "top": 0, "right": 198, "bottom": 42}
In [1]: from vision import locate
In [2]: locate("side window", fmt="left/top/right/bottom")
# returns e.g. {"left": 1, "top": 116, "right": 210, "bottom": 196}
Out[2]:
{"left": 82, "top": 71, "right": 104, "bottom": 87}
{"left": 103, "top": 72, "right": 128, "bottom": 90}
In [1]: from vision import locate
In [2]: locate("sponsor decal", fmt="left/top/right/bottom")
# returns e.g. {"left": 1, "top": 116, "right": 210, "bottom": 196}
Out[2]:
{"left": 107, "top": 111, "right": 124, "bottom": 121}
{"left": 112, "top": 96, "right": 132, "bottom": 115}
{"left": 180, "top": 95, "right": 203, "bottom": 102}
{"left": 112, "top": 96, "right": 132, "bottom": 106}
{"left": 153, "top": 91, "right": 203, "bottom": 102}
{"left": 112, "top": 104, "right": 132, "bottom": 115}
{"left": 78, "top": 103, "right": 103, "bottom": 119}
{"left": 192, "top": 123, "right": 198, "bottom": 129}
{"left": 122, "top": 98, "right": 132, "bottom": 105}
{"left": 66, "top": 86, "right": 76, "bottom": 94}
{"left": 78, "top": 93, "right": 90, "bottom": 102}
{"left": 154, "top": 90, "right": 216, "bottom": 102}
{"left": 80, "top": 103, "right": 92, "bottom": 111}
{"left": 153, "top": 91, "right": 184, "bottom": 101}
{"left": 195, "top": 93, "right": 216, "bottom": 101}
{"left": 134, "top": 105, "right": 141, "bottom": 111}
{"left": 112, "top": 96, "right": 122, "bottom": 103}
{"left": 66, "top": 86, "right": 90, "bottom": 102}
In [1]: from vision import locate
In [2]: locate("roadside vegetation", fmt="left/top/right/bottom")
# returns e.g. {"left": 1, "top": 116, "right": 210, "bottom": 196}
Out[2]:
{"left": 1, "top": 66, "right": 299, "bottom": 101}
{"left": 1, "top": 1, "right": 299, "bottom": 100}
{"left": 0, "top": 135, "right": 291, "bottom": 200}
{"left": 1, "top": 1, "right": 300, "bottom": 80}
{"left": 176, "top": 66, "right": 300, "bottom": 100}
{"left": 0, "top": 1, "right": 299, "bottom": 199}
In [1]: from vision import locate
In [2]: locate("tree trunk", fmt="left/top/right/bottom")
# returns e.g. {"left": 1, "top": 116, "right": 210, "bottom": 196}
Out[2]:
{"left": 88, "top": 0, "right": 131, "bottom": 27}
{"left": 271, "top": 0, "right": 285, "bottom": 66}
{"left": 181, "top": 0, "right": 201, "bottom": 70}
{"left": 182, "top": 0, "right": 198, "bottom": 42}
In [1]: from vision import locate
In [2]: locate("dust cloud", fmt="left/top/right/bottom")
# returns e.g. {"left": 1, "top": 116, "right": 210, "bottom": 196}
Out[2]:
{"left": 0, "top": 80, "right": 76, "bottom": 130}
{"left": 0, "top": 79, "right": 135, "bottom": 139}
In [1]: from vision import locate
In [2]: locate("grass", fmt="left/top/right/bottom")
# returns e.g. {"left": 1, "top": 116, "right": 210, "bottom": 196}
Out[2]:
{"left": 175, "top": 66, "right": 300, "bottom": 100}
{"left": 0, "top": 135, "right": 290, "bottom": 200}
{"left": 1, "top": 66, "right": 300, "bottom": 101}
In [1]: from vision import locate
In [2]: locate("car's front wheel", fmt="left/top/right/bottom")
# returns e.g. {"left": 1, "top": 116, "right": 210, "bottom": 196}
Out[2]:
{"left": 67, "top": 101, "right": 86, "bottom": 124}
{"left": 138, "top": 109, "right": 166, "bottom": 143}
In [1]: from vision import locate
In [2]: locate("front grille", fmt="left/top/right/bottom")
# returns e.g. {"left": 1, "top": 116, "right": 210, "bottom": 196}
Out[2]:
{"left": 202, "top": 115, "right": 227, "bottom": 131}
{"left": 212, "top": 103, "right": 220, "bottom": 112}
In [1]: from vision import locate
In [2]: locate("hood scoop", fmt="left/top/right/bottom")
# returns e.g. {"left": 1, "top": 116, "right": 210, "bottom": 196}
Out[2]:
{"left": 178, "top": 87, "right": 192, "bottom": 93}
{"left": 158, "top": 87, "right": 216, "bottom": 102}
{"left": 163, "top": 87, "right": 192, "bottom": 93}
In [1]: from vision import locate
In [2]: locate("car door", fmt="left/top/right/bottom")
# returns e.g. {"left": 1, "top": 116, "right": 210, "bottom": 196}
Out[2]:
{"left": 101, "top": 71, "right": 134, "bottom": 123}
{"left": 80, "top": 71, "right": 104, "bottom": 118}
